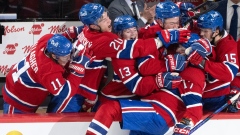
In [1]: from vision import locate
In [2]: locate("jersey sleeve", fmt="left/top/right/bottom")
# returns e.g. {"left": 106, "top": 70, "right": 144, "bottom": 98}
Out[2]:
{"left": 107, "top": 38, "right": 159, "bottom": 59}
{"left": 40, "top": 63, "right": 82, "bottom": 98}
{"left": 137, "top": 55, "right": 167, "bottom": 76}
{"left": 85, "top": 33, "right": 159, "bottom": 59}
{"left": 138, "top": 24, "right": 163, "bottom": 39}
{"left": 112, "top": 59, "right": 158, "bottom": 96}
{"left": 78, "top": 59, "right": 107, "bottom": 101}
{"left": 204, "top": 38, "right": 239, "bottom": 82}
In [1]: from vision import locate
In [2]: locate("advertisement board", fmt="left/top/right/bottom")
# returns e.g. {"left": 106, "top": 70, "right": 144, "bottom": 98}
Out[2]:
{"left": 0, "top": 21, "right": 82, "bottom": 77}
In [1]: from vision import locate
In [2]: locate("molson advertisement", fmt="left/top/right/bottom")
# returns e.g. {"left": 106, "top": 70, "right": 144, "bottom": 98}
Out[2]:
{"left": 0, "top": 21, "right": 82, "bottom": 77}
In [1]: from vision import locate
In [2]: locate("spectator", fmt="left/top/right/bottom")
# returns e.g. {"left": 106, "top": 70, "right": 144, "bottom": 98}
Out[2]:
{"left": 108, "top": 0, "right": 156, "bottom": 31}
{"left": 215, "top": 0, "right": 240, "bottom": 41}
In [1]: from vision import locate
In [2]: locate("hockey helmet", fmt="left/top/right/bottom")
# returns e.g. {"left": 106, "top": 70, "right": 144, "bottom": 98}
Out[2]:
{"left": 113, "top": 15, "right": 137, "bottom": 33}
{"left": 47, "top": 34, "right": 73, "bottom": 56}
{"left": 178, "top": 2, "right": 196, "bottom": 25}
{"left": 79, "top": 3, "right": 104, "bottom": 25}
{"left": 155, "top": 1, "right": 180, "bottom": 20}
{"left": 197, "top": 10, "right": 223, "bottom": 32}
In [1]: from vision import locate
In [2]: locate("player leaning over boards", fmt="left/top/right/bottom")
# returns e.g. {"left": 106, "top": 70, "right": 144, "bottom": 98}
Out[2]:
{"left": 2, "top": 34, "right": 93, "bottom": 113}
{"left": 94, "top": 14, "right": 183, "bottom": 111}
{"left": 56, "top": 3, "right": 191, "bottom": 112}
{"left": 85, "top": 3, "right": 206, "bottom": 135}
{"left": 188, "top": 11, "right": 239, "bottom": 113}
{"left": 229, "top": 39, "right": 240, "bottom": 112}
{"left": 135, "top": 2, "right": 210, "bottom": 134}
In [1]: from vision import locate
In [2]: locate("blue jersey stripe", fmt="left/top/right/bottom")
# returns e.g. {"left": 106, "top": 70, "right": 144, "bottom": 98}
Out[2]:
{"left": 4, "top": 85, "right": 37, "bottom": 108}
{"left": 118, "top": 40, "right": 136, "bottom": 59}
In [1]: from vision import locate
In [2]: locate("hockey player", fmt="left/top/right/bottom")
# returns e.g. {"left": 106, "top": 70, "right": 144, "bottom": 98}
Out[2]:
{"left": 138, "top": 1, "right": 181, "bottom": 39}
{"left": 45, "top": 26, "right": 91, "bottom": 113}
{"left": 187, "top": 11, "right": 239, "bottom": 112}
{"left": 74, "top": 2, "right": 191, "bottom": 111}
{"left": 87, "top": 12, "right": 208, "bottom": 135}
{"left": 85, "top": 33, "right": 209, "bottom": 135}
{"left": 136, "top": 33, "right": 210, "bottom": 135}
{"left": 137, "top": 1, "right": 185, "bottom": 73}
{"left": 133, "top": 2, "right": 211, "bottom": 133}
{"left": 86, "top": 32, "right": 208, "bottom": 135}
{"left": 96, "top": 15, "right": 182, "bottom": 111}
{"left": 2, "top": 34, "right": 92, "bottom": 113}
{"left": 228, "top": 39, "right": 240, "bottom": 112}
{"left": 86, "top": 84, "right": 190, "bottom": 135}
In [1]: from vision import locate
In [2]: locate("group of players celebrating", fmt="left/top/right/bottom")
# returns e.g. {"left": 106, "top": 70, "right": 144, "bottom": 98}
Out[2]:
{"left": 2, "top": 1, "right": 240, "bottom": 135}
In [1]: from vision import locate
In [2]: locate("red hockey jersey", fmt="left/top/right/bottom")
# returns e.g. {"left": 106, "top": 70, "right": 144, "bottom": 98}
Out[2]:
{"left": 2, "top": 34, "right": 82, "bottom": 113}
{"left": 203, "top": 34, "right": 239, "bottom": 98}
{"left": 77, "top": 27, "right": 160, "bottom": 100}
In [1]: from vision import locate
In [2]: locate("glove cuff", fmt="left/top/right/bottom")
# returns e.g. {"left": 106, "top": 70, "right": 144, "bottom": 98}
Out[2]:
{"left": 199, "top": 59, "right": 206, "bottom": 69}
{"left": 156, "top": 73, "right": 164, "bottom": 88}
{"left": 69, "top": 63, "right": 85, "bottom": 77}
{"left": 154, "top": 37, "right": 163, "bottom": 49}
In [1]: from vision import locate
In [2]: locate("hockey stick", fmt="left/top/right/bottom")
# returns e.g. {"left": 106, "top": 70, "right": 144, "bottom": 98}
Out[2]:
{"left": 189, "top": 92, "right": 240, "bottom": 134}
{"left": 183, "top": 0, "right": 219, "bottom": 27}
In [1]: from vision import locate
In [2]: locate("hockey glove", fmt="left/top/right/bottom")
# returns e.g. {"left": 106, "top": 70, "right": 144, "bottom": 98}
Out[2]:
{"left": 185, "top": 38, "right": 212, "bottom": 58}
{"left": 173, "top": 118, "right": 193, "bottom": 135}
{"left": 62, "top": 26, "right": 83, "bottom": 42}
{"left": 176, "top": 2, "right": 195, "bottom": 12}
{"left": 177, "top": 2, "right": 199, "bottom": 28}
{"left": 70, "top": 45, "right": 95, "bottom": 77}
{"left": 156, "top": 29, "right": 191, "bottom": 48}
{"left": 187, "top": 51, "right": 205, "bottom": 68}
{"left": 72, "top": 44, "right": 94, "bottom": 68}
{"left": 165, "top": 54, "right": 188, "bottom": 72}
{"left": 226, "top": 90, "right": 240, "bottom": 113}
{"left": 156, "top": 72, "right": 182, "bottom": 90}
{"left": 69, "top": 63, "right": 85, "bottom": 77}
{"left": 185, "top": 38, "right": 212, "bottom": 68}
{"left": 179, "top": 2, "right": 198, "bottom": 18}
{"left": 81, "top": 97, "right": 97, "bottom": 112}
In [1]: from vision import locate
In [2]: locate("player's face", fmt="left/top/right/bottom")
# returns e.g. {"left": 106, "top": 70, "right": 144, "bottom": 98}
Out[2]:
{"left": 163, "top": 17, "right": 180, "bottom": 29}
{"left": 199, "top": 28, "right": 214, "bottom": 42}
{"left": 97, "top": 12, "right": 112, "bottom": 32}
{"left": 57, "top": 54, "right": 71, "bottom": 67}
{"left": 122, "top": 27, "right": 138, "bottom": 40}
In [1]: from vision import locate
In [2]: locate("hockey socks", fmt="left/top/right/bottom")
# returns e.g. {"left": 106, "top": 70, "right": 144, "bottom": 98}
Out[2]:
{"left": 86, "top": 101, "right": 122, "bottom": 135}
